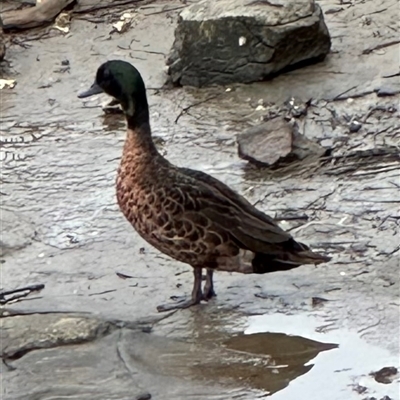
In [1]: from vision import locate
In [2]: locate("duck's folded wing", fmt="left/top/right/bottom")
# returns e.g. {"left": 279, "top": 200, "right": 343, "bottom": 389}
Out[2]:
{"left": 179, "top": 168, "right": 296, "bottom": 253}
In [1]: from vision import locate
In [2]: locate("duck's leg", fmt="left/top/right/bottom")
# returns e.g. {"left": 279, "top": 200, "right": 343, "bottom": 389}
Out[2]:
{"left": 203, "top": 268, "right": 217, "bottom": 300}
{"left": 157, "top": 267, "right": 203, "bottom": 312}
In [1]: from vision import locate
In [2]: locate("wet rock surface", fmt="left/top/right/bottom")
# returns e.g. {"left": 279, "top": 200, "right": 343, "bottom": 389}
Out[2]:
{"left": 0, "top": 209, "right": 37, "bottom": 256}
{"left": 167, "top": 0, "right": 331, "bottom": 86}
{"left": 1, "top": 310, "right": 344, "bottom": 399}
{"left": 1, "top": 311, "right": 340, "bottom": 399}
{"left": 1, "top": 0, "right": 399, "bottom": 399}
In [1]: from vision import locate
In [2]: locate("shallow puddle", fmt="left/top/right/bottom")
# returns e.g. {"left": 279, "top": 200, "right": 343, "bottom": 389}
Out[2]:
{"left": 135, "top": 311, "right": 398, "bottom": 398}
{"left": 223, "top": 330, "right": 337, "bottom": 396}
{"left": 232, "top": 314, "right": 400, "bottom": 400}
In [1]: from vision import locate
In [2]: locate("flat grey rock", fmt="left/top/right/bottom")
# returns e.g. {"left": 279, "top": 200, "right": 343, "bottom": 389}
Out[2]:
{"left": 237, "top": 118, "right": 327, "bottom": 166}
{"left": 1, "top": 313, "right": 114, "bottom": 358}
{"left": 167, "top": 0, "right": 331, "bottom": 86}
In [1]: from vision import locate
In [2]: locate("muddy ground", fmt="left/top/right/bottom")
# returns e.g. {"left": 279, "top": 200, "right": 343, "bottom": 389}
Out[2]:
{"left": 1, "top": 0, "right": 399, "bottom": 399}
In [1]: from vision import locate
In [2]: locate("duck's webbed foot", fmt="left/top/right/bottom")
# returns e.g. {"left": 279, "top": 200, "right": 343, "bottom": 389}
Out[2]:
{"left": 157, "top": 267, "right": 203, "bottom": 313}
{"left": 203, "top": 268, "right": 217, "bottom": 300}
{"left": 156, "top": 295, "right": 202, "bottom": 312}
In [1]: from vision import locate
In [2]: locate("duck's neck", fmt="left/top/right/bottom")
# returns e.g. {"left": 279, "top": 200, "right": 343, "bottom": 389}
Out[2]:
{"left": 123, "top": 123, "right": 158, "bottom": 159}
{"left": 126, "top": 95, "right": 150, "bottom": 131}
{"left": 123, "top": 95, "right": 158, "bottom": 157}
{"left": 121, "top": 110, "right": 161, "bottom": 173}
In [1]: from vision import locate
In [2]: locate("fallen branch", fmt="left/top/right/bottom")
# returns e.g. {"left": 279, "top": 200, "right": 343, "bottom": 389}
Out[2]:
{"left": 175, "top": 94, "right": 222, "bottom": 124}
{"left": 143, "top": 5, "right": 186, "bottom": 16}
{"left": 362, "top": 39, "right": 400, "bottom": 55}
{"left": 0, "top": 284, "right": 45, "bottom": 305}
{"left": 0, "top": 0, "right": 75, "bottom": 30}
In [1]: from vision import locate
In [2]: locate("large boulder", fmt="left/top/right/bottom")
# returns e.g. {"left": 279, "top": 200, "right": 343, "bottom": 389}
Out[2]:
{"left": 166, "top": 0, "right": 331, "bottom": 87}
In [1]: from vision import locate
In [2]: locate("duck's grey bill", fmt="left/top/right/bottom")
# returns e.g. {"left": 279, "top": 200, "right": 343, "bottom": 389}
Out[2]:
{"left": 78, "top": 82, "right": 103, "bottom": 98}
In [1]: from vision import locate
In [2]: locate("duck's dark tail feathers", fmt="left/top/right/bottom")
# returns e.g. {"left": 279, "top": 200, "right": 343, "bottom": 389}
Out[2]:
{"left": 252, "top": 239, "right": 331, "bottom": 274}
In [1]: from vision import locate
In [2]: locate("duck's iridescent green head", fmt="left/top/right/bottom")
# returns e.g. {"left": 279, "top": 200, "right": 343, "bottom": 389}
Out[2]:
{"left": 78, "top": 60, "right": 147, "bottom": 120}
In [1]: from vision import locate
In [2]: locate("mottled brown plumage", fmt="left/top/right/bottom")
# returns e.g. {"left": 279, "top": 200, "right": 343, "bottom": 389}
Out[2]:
{"left": 78, "top": 60, "right": 331, "bottom": 312}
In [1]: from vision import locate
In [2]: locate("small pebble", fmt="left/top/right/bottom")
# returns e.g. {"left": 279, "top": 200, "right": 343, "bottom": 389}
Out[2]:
{"left": 136, "top": 393, "right": 151, "bottom": 400}
{"left": 376, "top": 87, "right": 399, "bottom": 97}
{"left": 349, "top": 121, "right": 362, "bottom": 132}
